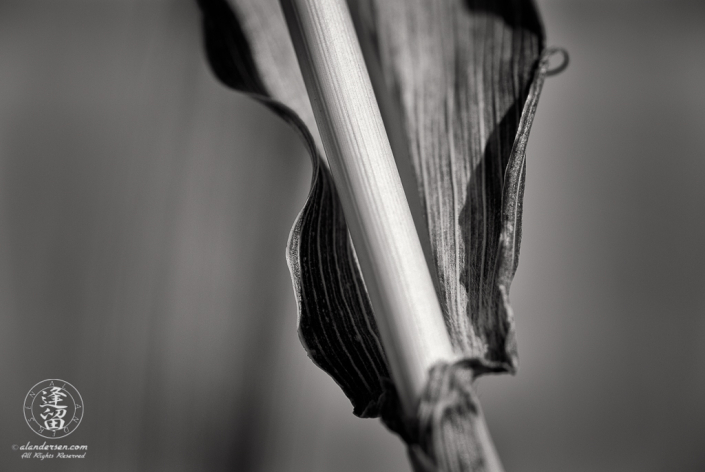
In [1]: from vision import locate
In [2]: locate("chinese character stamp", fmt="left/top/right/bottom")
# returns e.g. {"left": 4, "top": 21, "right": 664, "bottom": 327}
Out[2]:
{"left": 24, "top": 380, "right": 84, "bottom": 439}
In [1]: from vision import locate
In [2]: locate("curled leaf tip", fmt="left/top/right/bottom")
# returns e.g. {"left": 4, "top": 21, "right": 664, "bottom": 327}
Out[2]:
{"left": 544, "top": 47, "right": 570, "bottom": 76}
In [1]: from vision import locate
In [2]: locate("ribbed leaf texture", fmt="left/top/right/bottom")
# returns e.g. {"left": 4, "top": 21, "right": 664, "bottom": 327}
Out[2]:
{"left": 196, "top": 0, "right": 553, "bottom": 469}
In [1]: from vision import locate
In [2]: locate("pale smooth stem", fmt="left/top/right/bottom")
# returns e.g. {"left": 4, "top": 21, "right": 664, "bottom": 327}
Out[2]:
{"left": 280, "top": 0, "right": 455, "bottom": 416}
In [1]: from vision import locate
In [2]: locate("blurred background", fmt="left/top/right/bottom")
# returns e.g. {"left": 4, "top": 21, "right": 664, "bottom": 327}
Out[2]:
{"left": 0, "top": 1, "right": 703, "bottom": 471}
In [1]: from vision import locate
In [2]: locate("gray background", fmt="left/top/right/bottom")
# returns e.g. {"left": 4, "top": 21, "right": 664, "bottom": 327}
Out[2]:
{"left": 0, "top": 1, "right": 703, "bottom": 471}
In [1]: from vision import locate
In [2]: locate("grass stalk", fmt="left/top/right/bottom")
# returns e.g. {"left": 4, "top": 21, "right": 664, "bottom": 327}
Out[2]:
{"left": 279, "top": 0, "right": 456, "bottom": 416}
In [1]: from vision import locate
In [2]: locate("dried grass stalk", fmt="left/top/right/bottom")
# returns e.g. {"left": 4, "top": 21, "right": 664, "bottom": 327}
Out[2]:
{"left": 280, "top": 0, "right": 456, "bottom": 416}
